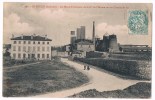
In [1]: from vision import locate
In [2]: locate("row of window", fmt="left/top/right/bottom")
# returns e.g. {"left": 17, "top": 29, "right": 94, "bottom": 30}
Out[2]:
{"left": 79, "top": 45, "right": 92, "bottom": 48}
{"left": 13, "top": 46, "right": 50, "bottom": 52}
{"left": 14, "top": 41, "right": 50, "bottom": 44}
{"left": 13, "top": 53, "right": 50, "bottom": 59}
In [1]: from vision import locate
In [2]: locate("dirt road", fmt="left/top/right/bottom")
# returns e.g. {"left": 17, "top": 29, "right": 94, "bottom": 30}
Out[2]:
{"left": 33, "top": 58, "right": 148, "bottom": 98}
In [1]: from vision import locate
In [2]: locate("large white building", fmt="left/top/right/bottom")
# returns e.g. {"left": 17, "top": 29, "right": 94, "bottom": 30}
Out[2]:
{"left": 10, "top": 34, "right": 52, "bottom": 60}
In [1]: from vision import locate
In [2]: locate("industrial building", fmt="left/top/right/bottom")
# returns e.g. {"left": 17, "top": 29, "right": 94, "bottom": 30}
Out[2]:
{"left": 76, "top": 28, "right": 81, "bottom": 40}
{"left": 68, "top": 20, "right": 152, "bottom": 59}
{"left": 80, "top": 26, "right": 85, "bottom": 39}
{"left": 76, "top": 26, "right": 86, "bottom": 40}
{"left": 108, "top": 35, "right": 119, "bottom": 52}
{"left": 96, "top": 34, "right": 119, "bottom": 52}
{"left": 76, "top": 41, "right": 95, "bottom": 52}
{"left": 70, "top": 31, "right": 76, "bottom": 44}
{"left": 68, "top": 22, "right": 95, "bottom": 58}
{"left": 119, "top": 45, "right": 151, "bottom": 52}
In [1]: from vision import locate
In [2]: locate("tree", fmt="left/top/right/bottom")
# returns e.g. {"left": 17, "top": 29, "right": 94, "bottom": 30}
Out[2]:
{"left": 3, "top": 48, "right": 10, "bottom": 57}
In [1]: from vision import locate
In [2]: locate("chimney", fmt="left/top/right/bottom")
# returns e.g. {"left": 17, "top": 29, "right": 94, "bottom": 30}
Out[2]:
{"left": 92, "top": 21, "right": 95, "bottom": 44}
{"left": 45, "top": 35, "right": 47, "bottom": 39}
{"left": 33, "top": 33, "right": 36, "bottom": 37}
{"left": 12, "top": 34, "right": 14, "bottom": 38}
{"left": 71, "top": 31, "right": 75, "bottom": 36}
{"left": 21, "top": 34, "right": 24, "bottom": 39}
{"left": 31, "top": 35, "right": 33, "bottom": 39}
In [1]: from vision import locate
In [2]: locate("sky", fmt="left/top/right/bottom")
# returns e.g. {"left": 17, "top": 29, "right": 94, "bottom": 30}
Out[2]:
{"left": 3, "top": 3, "right": 152, "bottom": 46}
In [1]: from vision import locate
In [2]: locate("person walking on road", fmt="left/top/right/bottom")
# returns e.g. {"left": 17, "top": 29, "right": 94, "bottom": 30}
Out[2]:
{"left": 87, "top": 66, "right": 90, "bottom": 70}
{"left": 84, "top": 65, "right": 86, "bottom": 70}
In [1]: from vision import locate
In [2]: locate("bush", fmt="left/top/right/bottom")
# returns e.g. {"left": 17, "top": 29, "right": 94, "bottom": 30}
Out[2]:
{"left": 70, "top": 82, "right": 151, "bottom": 98}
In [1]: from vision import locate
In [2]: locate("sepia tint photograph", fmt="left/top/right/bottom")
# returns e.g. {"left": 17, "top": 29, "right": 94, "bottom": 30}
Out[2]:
{"left": 3, "top": 2, "right": 152, "bottom": 98}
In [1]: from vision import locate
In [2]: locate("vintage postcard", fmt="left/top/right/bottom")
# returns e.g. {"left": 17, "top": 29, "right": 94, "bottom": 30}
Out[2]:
{"left": 3, "top": 2, "right": 152, "bottom": 98}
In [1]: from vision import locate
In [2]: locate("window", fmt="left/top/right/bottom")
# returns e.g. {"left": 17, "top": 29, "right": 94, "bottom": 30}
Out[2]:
{"left": 37, "top": 47, "right": 40, "bottom": 51}
{"left": 47, "top": 54, "right": 49, "bottom": 58}
{"left": 33, "top": 41, "right": 35, "bottom": 44}
{"left": 47, "top": 47, "right": 49, "bottom": 52}
{"left": 33, "top": 46, "right": 35, "bottom": 51}
{"left": 37, "top": 54, "right": 40, "bottom": 58}
{"left": 28, "top": 46, "right": 31, "bottom": 52}
{"left": 42, "top": 47, "right": 45, "bottom": 51}
{"left": 13, "top": 46, "right": 16, "bottom": 51}
{"left": 89, "top": 45, "right": 91, "bottom": 48}
{"left": 18, "top": 53, "right": 21, "bottom": 59}
{"left": 38, "top": 42, "right": 40, "bottom": 44}
{"left": 13, "top": 53, "right": 16, "bottom": 59}
{"left": 19, "top": 41, "right": 21, "bottom": 44}
{"left": 32, "top": 54, "right": 35, "bottom": 58}
{"left": 18, "top": 46, "right": 21, "bottom": 51}
{"left": 23, "top": 54, "right": 26, "bottom": 58}
{"left": 14, "top": 41, "right": 16, "bottom": 44}
{"left": 47, "top": 42, "right": 49, "bottom": 44}
{"left": 23, "top": 46, "right": 26, "bottom": 52}
{"left": 28, "top": 54, "right": 30, "bottom": 59}
{"left": 28, "top": 41, "right": 31, "bottom": 44}
{"left": 24, "top": 41, "right": 26, "bottom": 44}
{"left": 42, "top": 54, "right": 45, "bottom": 58}
{"left": 42, "top": 42, "right": 45, "bottom": 44}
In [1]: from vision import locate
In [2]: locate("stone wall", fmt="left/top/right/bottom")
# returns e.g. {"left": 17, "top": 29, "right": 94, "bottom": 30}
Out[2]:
{"left": 75, "top": 58, "right": 151, "bottom": 80}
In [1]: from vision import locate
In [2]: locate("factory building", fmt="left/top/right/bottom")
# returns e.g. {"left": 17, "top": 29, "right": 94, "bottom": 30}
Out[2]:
{"left": 69, "top": 22, "right": 95, "bottom": 58}
{"left": 119, "top": 45, "right": 151, "bottom": 52}
{"left": 102, "top": 35, "right": 109, "bottom": 51}
{"left": 108, "top": 34, "right": 119, "bottom": 52}
{"left": 95, "top": 34, "right": 119, "bottom": 52}
{"left": 80, "top": 26, "right": 85, "bottom": 39}
{"left": 71, "top": 40, "right": 95, "bottom": 58}
{"left": 77, "top": 41, "right": 95, "bottom": 52}
{"left": 76, "top": 26, "right": 86, "bottom": 40}
{"left": 76, "top": 28, "right": 81, "bottom": 40}
{"left": 70, "top": 31, "right": 76, "bottom": 44}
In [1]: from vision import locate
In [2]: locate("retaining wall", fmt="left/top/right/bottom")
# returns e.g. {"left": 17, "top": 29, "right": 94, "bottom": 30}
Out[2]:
{"left": 74, "top": 58, "right": 151, "bottom": 80}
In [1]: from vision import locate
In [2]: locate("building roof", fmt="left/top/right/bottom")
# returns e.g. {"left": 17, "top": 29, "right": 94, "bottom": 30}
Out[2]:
{"left": 72, "top": 50, "right": 82, "bottom": 54}
{"left": 77, "top": 41, "right": 94, "bottom": 45}
{"left": 11, "top": 35, "right": 52, "bottom": 41}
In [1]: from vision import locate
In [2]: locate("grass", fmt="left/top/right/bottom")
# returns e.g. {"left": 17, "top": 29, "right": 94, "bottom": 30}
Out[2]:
{"left": 70, "top": 82, "right": 151, "bottom": 98}
{"left": 3, "top": 58, "right": 38, "bottom": 67}
{"left": 3, "top": 58, "right": 89, "bottom": 97}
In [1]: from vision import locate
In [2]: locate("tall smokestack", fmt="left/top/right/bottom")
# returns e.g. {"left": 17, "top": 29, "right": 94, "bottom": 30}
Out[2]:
{"left": 92, "top": 21, "right": 95, "bottom": 44}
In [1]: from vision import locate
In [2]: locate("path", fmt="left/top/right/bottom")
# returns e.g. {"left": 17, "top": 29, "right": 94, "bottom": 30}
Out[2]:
{"left": 33, "top": 58, "right": 149, "bottom": 98}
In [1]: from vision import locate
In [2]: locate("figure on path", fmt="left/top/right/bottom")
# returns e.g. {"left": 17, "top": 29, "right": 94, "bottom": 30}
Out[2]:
{"left": 84, "top": 65, "right": 86, "bottom": 70}
{"left": 87, "top": 66, "right": 90, "bottom": 70}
